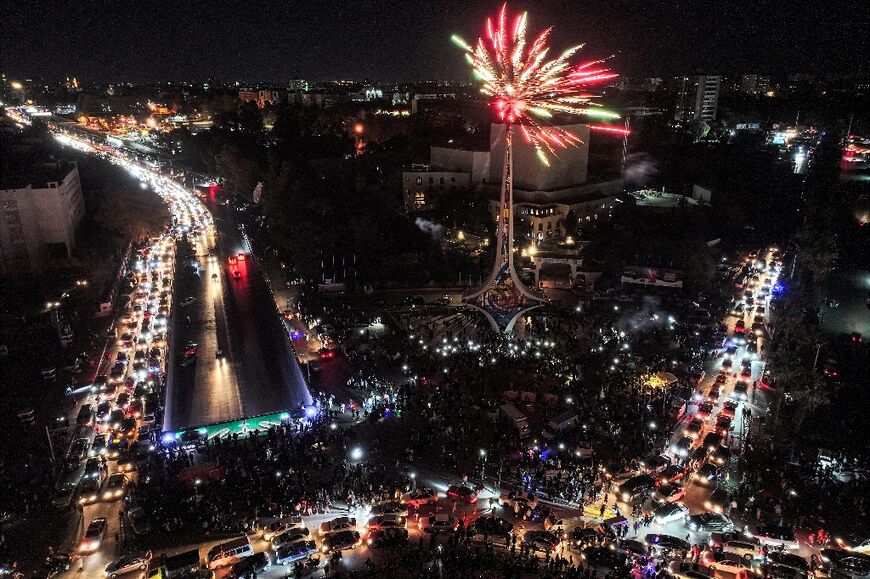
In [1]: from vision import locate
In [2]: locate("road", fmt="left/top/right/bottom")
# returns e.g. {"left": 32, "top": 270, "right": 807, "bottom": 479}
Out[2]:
{"left": 208, "top": 201, "right": 313, "bottom": 416}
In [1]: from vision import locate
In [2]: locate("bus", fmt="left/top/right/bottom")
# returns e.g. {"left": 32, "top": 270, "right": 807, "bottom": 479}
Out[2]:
{"left": 206, "top": 536, "right": 253, "bottom": 569}
{"left": 499, "top": 404, "right": 530, "bottom": 439}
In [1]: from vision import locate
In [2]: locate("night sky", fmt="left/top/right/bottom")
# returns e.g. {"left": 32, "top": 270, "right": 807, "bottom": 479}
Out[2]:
{"left": 2, "top": 0, "right": 867, "bottom": 83}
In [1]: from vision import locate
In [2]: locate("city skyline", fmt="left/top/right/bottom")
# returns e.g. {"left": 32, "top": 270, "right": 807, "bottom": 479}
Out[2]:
{"left": 2, "top": 0, "right": 867, "bottom": 83}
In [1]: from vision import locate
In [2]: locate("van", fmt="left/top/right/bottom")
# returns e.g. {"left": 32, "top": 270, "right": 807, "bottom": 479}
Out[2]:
{"left": 499, "top": 404, "right": 530, "bottom": 438}
{"left": 542, "top": 412, "right": 579, "bottom": 439}
{"left": 206, "top": 536, "right": 253, "bottom": 569}
{"left": 162, "top": 549, "right": 201, "bottom": 578}
{"left": 617, "top": 474, "right": 655, "bottom": 503}
{"left": 77, "top": 404, "right": 94, "bottom": 426}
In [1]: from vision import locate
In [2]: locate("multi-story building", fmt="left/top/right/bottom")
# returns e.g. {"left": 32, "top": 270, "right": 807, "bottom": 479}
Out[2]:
{"left": 288, "top": 78, "right": 309, "bottom": 92}
{"left": 0, "top": 163, "right": 85, "bottom": 274}
{"left": 238, "top": 89, "right": 281, "bottom": 108}
{"left": 402, "top": 165, "right": 471, "bottom": 212}
{"left": 674, "top": 75, "right": 721, "bottom": 122}
{"left": 740, "top": 74, "right": 773, "bottom": 96}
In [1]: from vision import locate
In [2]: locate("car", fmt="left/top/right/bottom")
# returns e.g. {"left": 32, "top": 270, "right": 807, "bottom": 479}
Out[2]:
{"left": 365, "top": 514, "right": 407, "bottom": 532}
{"left": 318, "top": 348, "right": 336, "bottom": 360}
{"left": 581, "top": 546, "right": 628, "bottom": 570}
{"left": 721, "top": 357, "right": 733, "bottom": 369}
{"left": 31, "top": 555, "right": 74, "bottom": 579}
{"left": 617, "top": 474, "right": 656, "bottom": 503}
{"left": 706, "top": 553, "right": 754, "bottom": 577}
{"left": 69, "top": 437, "right": 90, "bottom": 461}
{"left": 749, "top": 524, "right": 799, "bottom": 549}
{"left": 88, "top": 434, "right": 107, "bottom": 457}
{"left": 367, "top": 527, "right": 410, "bottom": 548}
{"left": 658, "top": 465, "right": 688, "bottom": 485}
{"left": 320, "top": 530, "right": 361, "bottom": 553}
{"left": 709, "top": 446, "right": 731, "bottom": 466}
{"left": 96, "top": 402, "right": 111, "bottom": 422}
{"left": 703, "top": 432, "right": 723, "bottom": 451}
{"left": 684, "top": 419, "right": 704, "bottom": 439}
{"left": 740, "top": 366, "right": 752, "bottom": 379}
{"left": 79, "top": 517, "right": 107, "bottom": 552}
{"left": 318, "top": 516, "right": 356, "bottom": 535}
{"left": 104, "top": 551, "right": 152, "bottom": 578}
{"left": 423, "top": 513, "right": 457, "bottom": 533}
{"left": 446, "top": 484, "right": 480, "bottom": 504}
{"left": 722, "top": 540, "right": 761, "bottom": 561}
{"left": 523, "top": 530, "right": 561, "bottom": 553}
{"left": 696, "top": 402, "right": 714, "bottom": 420}
{"left": 721, "top": 401, "right": 738, "bottom": 418}
{"left": 704, "top": 487, "right": 730, "bottom": 514}
{"left": 227, "top": 552, "right": 271, "bottom": 579}
{"left": 686, "top": 512, "right": 733, "bottom": 533}
{"left": 468, "top": 516, "right": 513, "bottom": 545}
{"left": 653, "top": 502, "right": 689, "bottom": 525}
{"left": 732, "top": 382, "right": 749, "bottom": 400}
{"left": 673, "top": 436, "right": 694, "bottom": 457}
{"left": 764, "top": 551, "right": 810, "bottom": 574}
{"left": 640, "top": 454, "right": 672, "bottom": 473}
{"left": 402, "top": 486, "right": 438, "bottom": 507}
{"left": 370, "top": 501, "right": 409, "bottom": 518}
{"left": 102, "top": 473, "right": 128, "bottom": 501}
{"left": 77, "top": 405, "right": 94, "bottom": 426}
{"left": 77, "top": 478, "right": 100, "bottom": 506}
{"left": 128, "top": 507, "right": 152, "bottom": 535}
{"left": 653, "top": 483, "right": 685, "bottom": 503}
{"left": 275, "top": 539, "right": 318, "bottom": 564}
{"left": 645, "top": 534, "right": 691, "bottom": 557}
{"left": 500, "top": 490, "right": 538, "bottom": 510}
{"left": 83, "top": 456, "right": 106, "bottom": 479}
{"left": 735, "top": 320, "right": 746, "bottom": 334}
{"left": 262, "top": 515, "right": 305, "bottom": 541}
{"left": 707, "top": 388, "right": 721, "bottom": 403}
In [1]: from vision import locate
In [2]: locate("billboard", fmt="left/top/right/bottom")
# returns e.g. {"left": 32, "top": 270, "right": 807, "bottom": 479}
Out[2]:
{"left": 621, "top": 266, "right": 684, "bottom": 288}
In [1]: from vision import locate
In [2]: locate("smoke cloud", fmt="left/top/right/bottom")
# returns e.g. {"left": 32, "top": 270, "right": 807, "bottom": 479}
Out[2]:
{"left": 414, "top": 217, "right": 444, "bottom": 239}
{"left": 624, "top": 152, "right": 658, "bottom": 186}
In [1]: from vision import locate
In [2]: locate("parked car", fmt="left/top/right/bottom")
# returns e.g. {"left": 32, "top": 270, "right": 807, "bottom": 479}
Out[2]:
{"left": 104, "top": 551, "right": 152, "bottom": 578}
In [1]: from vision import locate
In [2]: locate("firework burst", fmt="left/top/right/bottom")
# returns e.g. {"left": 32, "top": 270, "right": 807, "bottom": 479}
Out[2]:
{"left": 452, "top": 4, "right": 628, "bottom": 165}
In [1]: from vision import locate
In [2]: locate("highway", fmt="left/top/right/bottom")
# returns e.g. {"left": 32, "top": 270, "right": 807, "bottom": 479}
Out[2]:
{"left": 53, "top": 126, "right": 311, "bottom": 431}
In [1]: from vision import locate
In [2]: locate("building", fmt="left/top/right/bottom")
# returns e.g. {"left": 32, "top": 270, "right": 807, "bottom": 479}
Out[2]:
{"left": 674, "top": 75, "right": 721, "bottom": 122}
{"left": 486, "top": 123, "right": 621, "bottom": 241}
{"left": 0, "top": 163, "right": 85, "bottom": 274}
{"left": 402, "top": 164, "right": 471, "bottom": 212}
{"left": 288, "top": 78, "right": 309, "bottom": 92}
{"left": 739, "top": 74, "right": 773, "bottom": 96}
{"left": 430, "top": 146, "right": 492, "bottom": 185}
{"left": 238, "top": 89, "right": 281, "bottom": 108}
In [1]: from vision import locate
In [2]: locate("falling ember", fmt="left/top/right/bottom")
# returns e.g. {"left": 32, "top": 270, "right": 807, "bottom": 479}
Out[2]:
{"left": 453, "top": 3, "right": 627, "bottom": 165}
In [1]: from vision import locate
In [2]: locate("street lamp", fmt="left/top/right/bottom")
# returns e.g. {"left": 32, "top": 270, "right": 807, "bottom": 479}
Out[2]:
{"left": 350, "top": 447, "right": 363, "bottom": 461}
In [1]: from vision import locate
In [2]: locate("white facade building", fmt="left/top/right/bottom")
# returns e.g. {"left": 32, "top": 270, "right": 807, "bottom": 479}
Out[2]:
{"left": 0, "top": 163, "right": 85, "bottom": 274}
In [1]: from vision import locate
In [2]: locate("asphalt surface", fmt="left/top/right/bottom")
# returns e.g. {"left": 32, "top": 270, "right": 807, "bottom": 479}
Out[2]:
{"left": 208, "top": 201, "right": 313, "bottom": 417}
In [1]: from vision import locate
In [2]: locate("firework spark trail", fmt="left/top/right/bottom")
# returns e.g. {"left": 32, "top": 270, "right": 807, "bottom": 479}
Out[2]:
{"left": 453, "top": 3, "right": 630, "bottom": 164}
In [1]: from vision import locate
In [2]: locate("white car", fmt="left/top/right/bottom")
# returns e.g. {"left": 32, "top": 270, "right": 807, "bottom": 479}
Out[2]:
{"left": 262, "top": 515, "right": 304, "bottom": 541}
{"left": 749, "top": 525, "right": 800, "bottom": 550}
{"left": 653, "top": 502, "right": 689, "bottom": 525}
{"left": 707, "top": 555, "right": 754, "bottom": 576}
{"left": 318, "top": 516, "right": 356, "bottom": 535}
{"left": 722, "top": 539, "right": 761, "bottom": 561}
